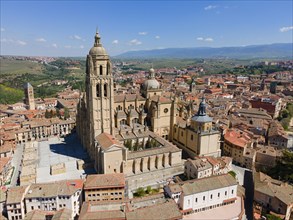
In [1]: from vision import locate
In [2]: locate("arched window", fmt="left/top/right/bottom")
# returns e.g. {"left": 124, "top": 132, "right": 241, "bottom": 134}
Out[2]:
{"left": 104, "top": 84, "right": 107, "bottom": 97}
{"left": 96, "top": 84, "right": 100, "bottom": 97}
{"left": 107, "top": 62, "right": 110, "bottom": 75}
{"left": 100, "top": 65, "right": 103, "bottom": 75}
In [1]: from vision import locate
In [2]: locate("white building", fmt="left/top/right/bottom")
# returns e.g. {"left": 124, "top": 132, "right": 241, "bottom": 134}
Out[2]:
{"left": 164, "top": 174, "right": 238, "bottom": 215}
{"left": 24, "top": 180, "right": 83, "bottom": 219}
{"left": 185, "top": 156, "right": 232, "bottom": 180}
{"left": 6, "top": 185, "right": 29, "bottom": 220}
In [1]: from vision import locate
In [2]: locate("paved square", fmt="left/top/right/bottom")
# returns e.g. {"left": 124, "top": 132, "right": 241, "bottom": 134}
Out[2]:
{"left": 36, "top": 133, "right": 95, "bottom": 183}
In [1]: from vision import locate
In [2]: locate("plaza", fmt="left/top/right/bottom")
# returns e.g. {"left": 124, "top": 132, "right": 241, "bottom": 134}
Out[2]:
{"left": 36, "top": 133, "right": 94, "bottom": 183}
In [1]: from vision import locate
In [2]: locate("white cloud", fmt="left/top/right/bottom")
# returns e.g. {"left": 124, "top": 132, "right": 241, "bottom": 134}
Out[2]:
{"left": 280, "top": 26, "right": 293, "bottom": 32}
{"left": 1, "top": 38, "right": 27, "bottom": 45}
{"left": 129, "top": 39, "right": 142, "bottom": 45}
{"left": 52, "top": 43, "right": 58, "bottom": 48}
{"left": 155, "top": 36, "right": 160, "bottom": 39}
{"left": 36, "top": 38, "right": 46, "bottom": 42}
{"left": 64, "top": 45, "right": 72, "bottom": 49}
{"left": 70, "top": 35, "right": 85, "bottom": 41}
{"left": 80, "top": 45, "right": 84, "bottom": 49}
{"left": 1, "top": 28, "right": 5, "bottom": 32}
{"left": 204, "top": 5, "right": 218, "bottom": 10}
{"left": 138, "top": 32, "right": 148, "bottom": 35}
{"left": 205, "top": 38, "right": 214, "bottom": 42}
{"left": 112, "top": 40, "right": 119, "bottom": 44}
{"left": 16, "top": 40, "right": 27, "bottom": 46}
{"left": 197, "top": 37, "right": 214, "bottom": 42}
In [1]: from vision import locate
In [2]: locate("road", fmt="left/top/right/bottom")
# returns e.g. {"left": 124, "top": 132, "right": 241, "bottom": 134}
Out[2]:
{"left": 9, "top": 142, "right": 24, "bottom": 187}
{"left": 231, "top": 164, "right": 250, "bottom": 186}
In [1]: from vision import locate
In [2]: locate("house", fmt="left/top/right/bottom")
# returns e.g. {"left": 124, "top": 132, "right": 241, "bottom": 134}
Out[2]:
{"left": 84, "top": 173, "right": 125, "bottom": 202}
{"left": 254, "top": 172, "right": 293, "bottom": 220}
{"left": 24, "top": 179, "right": 83, "bottom": 219}
{"left": 6, "top": 185, "right": 29, "bottom": 220}
{"left": 164, "top": 174, "right": 238, "bottom": 215}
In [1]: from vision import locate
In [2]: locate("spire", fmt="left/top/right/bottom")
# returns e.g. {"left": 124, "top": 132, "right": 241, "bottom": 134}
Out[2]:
{"left": 149, "top": 67, "right": 155, "bottom": 79}
{"left": 94, "top": 29, "right": 101, "bottom": 46}
{"left": 197, "top": 96, "right": 206, "bottom": 116}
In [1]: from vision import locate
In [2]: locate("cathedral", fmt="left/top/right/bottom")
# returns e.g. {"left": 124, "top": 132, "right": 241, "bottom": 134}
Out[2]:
{"left": 76, "top": 31, "right": 220, "bottom": 184}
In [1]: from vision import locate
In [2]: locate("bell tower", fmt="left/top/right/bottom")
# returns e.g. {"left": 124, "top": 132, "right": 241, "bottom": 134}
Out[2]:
{"left": 85, "top": 31, "right": 115, "bottom": 157}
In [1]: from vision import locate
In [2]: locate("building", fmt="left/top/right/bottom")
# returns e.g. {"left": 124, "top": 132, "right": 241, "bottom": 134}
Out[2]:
{"left": 76, "top": 31, "right": 184, "bottom": 192}
{"left": 268, "top": 121, "right": 289, "bottom": 149}
{"left": 0, "top": 156, "right": 12, "bottom": 186}
{"left": 223, "top": 129, "right": 253, "bottom": 168}
{"left": 250, "top": 96, "right": 282, "bottom": 119}
{"left": 6, "top": 185, "right": 29, "bottom": 220}
{"left": 164, "top": 174, "right": 238, "bottom": 215}
{"left": 185, "top": 158, "right": 212, "bottom": 179}
{"left": 79, "top": 193, "right": 182, "bottom": 220}
{"left": 254, "top": 172, "right": 293, "bottom": 220}
{"left": 23, "top": 180, "right": 83, "bottom": 219}
{"left": 84, "top": 173, "right": 125, "bottom": 202}
{"left": 24, "top": 208, "right": 72, "bottom": 220}
{"left": 77, "top": 31, "right": 177, "bottom": 155}
{"left": 172, "top": 97, "right": 221, "bottom": 158}
{"left": 24, "top": 83, "right": 35, "bottom": 110}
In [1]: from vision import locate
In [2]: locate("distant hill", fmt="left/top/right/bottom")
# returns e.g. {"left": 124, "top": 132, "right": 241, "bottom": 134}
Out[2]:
{"left": 115, "top": 43, "right": 293, "bottom": 59}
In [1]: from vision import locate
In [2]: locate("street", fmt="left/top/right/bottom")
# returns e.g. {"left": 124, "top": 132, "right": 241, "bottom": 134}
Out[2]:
{"left": 9, "top": 142, "right": 24, "bottom": 187}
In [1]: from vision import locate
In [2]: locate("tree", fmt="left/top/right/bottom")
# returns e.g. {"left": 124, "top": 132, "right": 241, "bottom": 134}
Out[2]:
{"left": 146, "top": 186, "right": 152, "bottom": 194}
{"left": 45, "top": 109, "right": 51, "bottom": 118}
{"left": 56, "top": 108, "right": 60, "bottom": 118}
{"left": 50, "top": 109, "right": 55, "bottom": 118}
{"left": 268, "top": 150, "right": 293, "bottom": 183}
{"left": 135, "top": 187, "right": 145, "bottom": 197}
{"left": 134, "top": 139, "right": 139, "bottom": 151}
{"left": 124, "top": 139, "right": 132, "bottom": 151}
{"left": 64, "top": 107, "right": 70, "bottom": 120}
{"left": 228, "top": 171, "right": 237, "bottom": 179}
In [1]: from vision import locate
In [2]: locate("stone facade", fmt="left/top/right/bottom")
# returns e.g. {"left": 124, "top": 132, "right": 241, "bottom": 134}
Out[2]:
{"left": 24, "top": 83, "right": 35, "bottom": 110}
{"left": 76, "top": 31, "right": 183, "bottom": 183}
{"left": 172, "top": 97, "right": 221, "bottom": 158}
{"left": 164, "top": 174, "right": 238, "bottom": 215}
{"left": 84, "top": 173, "right": 125, "bottom": 202}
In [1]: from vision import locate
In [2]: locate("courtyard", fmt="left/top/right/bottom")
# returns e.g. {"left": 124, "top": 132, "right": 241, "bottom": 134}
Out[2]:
{"left": 36, "top": 133, "right": 95, "bottom": 183}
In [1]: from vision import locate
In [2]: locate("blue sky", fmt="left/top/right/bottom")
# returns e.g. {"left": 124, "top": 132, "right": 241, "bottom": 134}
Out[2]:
{"left": 1, "top": 0, "right": 292, "bottom": 56}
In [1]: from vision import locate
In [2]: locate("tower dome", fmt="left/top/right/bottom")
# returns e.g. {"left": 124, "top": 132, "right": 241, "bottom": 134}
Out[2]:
{"left": 191, "top": 97, "right": 212, "bottom": 123}
{"left": 143, "top": 68, "right": 160, "bottom": 90}
{"left": 89, "top": 31, "right": 108, "bottom": 56}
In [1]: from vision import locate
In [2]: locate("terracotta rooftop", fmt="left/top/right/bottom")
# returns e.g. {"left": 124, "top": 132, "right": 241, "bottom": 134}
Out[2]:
{"left": 125, "top": 199, "right": 182, "bottom": 220}
{"left": 6, "top": 185, "right": 29, "bottom": 204}
{"left": 24, "top": 179, "right": 83, "bottom": 199}
{"left": 168, "top": 174, "right": 237, "bottom": 196}
{"left": 95, "top": 132, "right": 121, "bottom": 150}
{"left": 224, "top": 129, "right": 251, "bottom": 148}
{"left": 254, "top": 172, "right": 293, "bottom": 205}
{"left": 0, "top": 157, "right": 11, "bottom": 174}
{"left": 84, "top": 173, "right": 125, "bottom": 189}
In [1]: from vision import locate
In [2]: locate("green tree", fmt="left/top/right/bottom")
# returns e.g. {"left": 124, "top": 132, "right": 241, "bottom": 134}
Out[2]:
{"left": 64, "top": 107, "right": 70, "bottom": 119}
{"left": 268, "top": 150, "right": 293, "bottom": 182}
{"left": 124, "top": 139, "right": 132, "bottom": 151}
{"left": 50, "top": 109, "right": 55, "bottom": 118}
{"left": 135, "top": 187, "right": 145, "bottom": 197}
{"left": 56, "top": 108, "right": 60, "bottom": 118}
{"left": 228, "top": 171, "right": 237, "bottom": 179}
{"left": 134, "top": 139, "right": 139, "bottom": 151}
{"left": 45, "top": 109, "right": 51, "bottom": 118}
{"left": 146, "top": 186, "right": 152, "bottom": 194}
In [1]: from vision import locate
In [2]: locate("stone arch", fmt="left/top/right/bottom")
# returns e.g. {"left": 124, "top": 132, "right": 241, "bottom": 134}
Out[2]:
{"left": 100, "top": 65, "right": 103, "bottom": 75}
{"left": 96, "top": 84, "right": 100, "bottom": 97}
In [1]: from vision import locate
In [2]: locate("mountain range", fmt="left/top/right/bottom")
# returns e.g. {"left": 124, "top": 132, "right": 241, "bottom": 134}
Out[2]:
{"left": 115, "top": 43, "right": 293, "bottom": 59}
